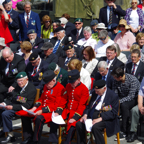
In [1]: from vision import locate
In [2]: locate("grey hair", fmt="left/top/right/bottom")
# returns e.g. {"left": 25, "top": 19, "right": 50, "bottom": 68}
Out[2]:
{"left": 59, "top": 30, "right": 65, "bottom": 33}
{"left": 98, "top": 61, "right": 108, "bottom": 69}
{"left": 24, "top": 1, "right": 32, "bottom": 7}
{"left": 129, "top": 0, "right": 139, "bottom": 4}
{"left": 59, "top": 17, "right": 68, "bottom": 25}
{"left": 98, "top": 30, "right": 108, "bottom": 38}
{"left": 112, "top": 43, "right": 120, "bottom": 57}
{"left": 23, "top": 76, "right": 28, "bottom": 79}
{"left": 83, "top": 26, "right": 92, "bottom": 34}
{"left": 3, "top": 47, "right": 13, "bottom": 55}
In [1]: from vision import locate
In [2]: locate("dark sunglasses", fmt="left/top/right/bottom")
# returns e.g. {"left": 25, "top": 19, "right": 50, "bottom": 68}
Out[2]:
{"left": 119, "top": 25, "right": 125, "bottom": 28}
{"left": 99, "top": 37, "right": 106, "bottom": 41}
{"left": 75, "top": 23, "right": 81, "bottom": 25}
{"left": 45, "top": 21, "right": 50, "bottom": 23}
{"left": 131, "top": 2, "right": 137, "bottom": 4}
{"left": 107, "top": 0, "right": 113, "bottom": 1}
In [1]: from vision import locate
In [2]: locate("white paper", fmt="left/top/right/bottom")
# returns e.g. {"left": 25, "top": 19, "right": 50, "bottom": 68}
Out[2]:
{"left": 0, "top": 104, "right": 6, "bottom": 108}
{"left": 85, "top": 119, "right": 93, "bottom": 132}
{"left": 21, "top": 106, "right": 35, "bottom": 115}
{"left": 52, "top": 111, "right": 65, "bottom": 125}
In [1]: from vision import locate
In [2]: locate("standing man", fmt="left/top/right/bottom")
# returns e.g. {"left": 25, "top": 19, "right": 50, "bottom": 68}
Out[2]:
{"left": 99, "top": 0, "right": 126, "bottom": 30}
{"left": 3, "top": 0, "right": 19, "bottom": 42}
{"left": 19, "top": 1, "right": 41, "bottom": 42}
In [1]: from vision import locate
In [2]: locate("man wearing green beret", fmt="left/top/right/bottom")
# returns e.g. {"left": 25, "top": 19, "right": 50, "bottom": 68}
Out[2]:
{"left": 0, "top": 72, "right": 36, "bottom": 143}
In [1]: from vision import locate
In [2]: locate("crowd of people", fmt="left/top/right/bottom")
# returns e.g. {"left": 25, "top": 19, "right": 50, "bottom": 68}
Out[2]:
{"left": 1, "top": 0, "right": 144, "bottom": 143}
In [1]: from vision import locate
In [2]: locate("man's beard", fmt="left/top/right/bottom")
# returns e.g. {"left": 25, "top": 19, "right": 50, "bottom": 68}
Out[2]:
{"left": 30, "top": 39, "right": 35, "bottom": 44}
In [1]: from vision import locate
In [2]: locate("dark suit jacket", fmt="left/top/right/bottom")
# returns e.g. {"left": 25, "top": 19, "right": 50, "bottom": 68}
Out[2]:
{"left": 65, "top": 21, "right": 76, "bottom": 37}
{"left": 70, "top": 28, "right": 84, "bottom": 44}
{"left": 5, "top": 82, "right": 36, "bottom": 111}
{"left": 99, "top": 5, "right": 126, "bottom": 27}
{"left": 26, "top": 59, "right": 48, "bottom": 90}
{"left": 41, "top": 53, "right": 58, "bottom": 64}
{"left": 126, "top": 61, "right": 144, "bottom": 82}
{"left": 94, "top": 71, "right": 114, "bottom": 89}
{"left": 19, "top": 11, "right": 41, "bottom": 41}
{"left": 91, "top": 57, "right": 125, "bottom": 78}
{"left": 8, "top": 9, "right": 19, "bottom": 42}
{"left": 25, "top": 36, "right": 44, "bottom": 55}
{"left": 83, "top": 88, "right": 120, "bottom": 137}
{"left": 0, "top": 54, "right": 26, "bottom": 88}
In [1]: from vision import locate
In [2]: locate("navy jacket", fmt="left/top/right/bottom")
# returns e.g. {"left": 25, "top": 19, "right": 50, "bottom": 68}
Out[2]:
{"left": 41, "top": 53, "right": 58, "bottom": 64}
{"left": 65, "top": 21, "right": 76, "bottom": 37}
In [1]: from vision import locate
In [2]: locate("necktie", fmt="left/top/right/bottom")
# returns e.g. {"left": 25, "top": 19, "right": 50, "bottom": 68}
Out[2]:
{"left": 6, "top": 63, "right": 11, "bottom": 76}
{"left": 108, "top": 7, "right": 112, "bottom": 26}
{"left": 26, "top": 13, "right": 29, "bottom": 28}
{"left": 102, "top": 76, "right": 106, "bottom": 81}
{"left": 107, "top": 60, "right": 110, "bottom": 65}
{"left": 83, "top": 63, "right": 88, "bottom": 68}
{"left": 88, "top": 96, "right": 102, "bottom": 118}
{"left": 64, "top": 58, "right": 70, "bottom": 66}
{"left": 53, "top": 40, "right": 60, "bottom": 54}
{"left": 31, "top": 66, "right": 37, "bottom": 77}
{"left": 132, "top": 64, "right": 136, "bottom": 75}
{"left": 76, "top": 30, "right": 79, "bottom": 41}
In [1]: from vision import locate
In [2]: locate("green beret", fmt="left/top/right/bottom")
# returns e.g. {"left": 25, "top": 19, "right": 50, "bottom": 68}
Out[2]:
{"left": 94, "top": 80, "right": 106, "bottom": 89}
{"left": 16, "top": 72, "right": 27, "bottom": 79}
{"left": 47, "top": 62, "right": 56, "bottom": 71}
{"left": 74, "top": 18, "right": 83, "bottom": 23}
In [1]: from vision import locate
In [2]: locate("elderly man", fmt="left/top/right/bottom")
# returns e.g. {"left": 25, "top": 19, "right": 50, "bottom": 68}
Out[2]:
{"left": 48, "top": 69, "right": 89, "bottom": 143}
{"left": 3, "top": 0, "right": 19, "bottom": 42}
{"left": 0, "top": 47, "right": 26, "bottom": 102}
{"left": 111, "top": 67, "right": 140, "bottom": 139}
{"left": 16, "top": 70, "right": 66, "bottom": 144}
{"left": 25, "top": 29, "right": 44, "bottom": 55}
{"left": 18, "top": 1, "right": 41, "bottom": 42}
{"left": 94, "top": 29, "right": 114, "bottom": 58}
{"left": 57, "top": 44, "right": 76, "bottom": 70}
{"left": 0, "top": 72, "right": 36, "bottom": 143}
{"left": 25, "top": 52, "right": 48, "bottom": 91}
{"left": 41, "top": 42, "right": 58, "bottom": 64}
{"left": 76, "top": 79, "right": 119, "bottom": 144}
{"left": 99, "top": 0, "right": 126, "bottom": 29}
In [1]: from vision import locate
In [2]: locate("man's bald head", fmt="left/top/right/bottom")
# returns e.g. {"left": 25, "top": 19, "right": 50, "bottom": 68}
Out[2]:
{"left": 2, "top": 47, "right": 14, "bottom": 63}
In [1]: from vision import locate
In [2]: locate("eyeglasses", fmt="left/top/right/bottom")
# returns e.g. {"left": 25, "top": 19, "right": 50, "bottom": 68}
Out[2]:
{"left": 75, "top": 23, "right": 81, "bottom": 25}
{"left": 45, "top": 21, "right": 50, "bottom": 23}
{"left": 119, "top": 25, "right": 125, "bottom": 28}
{"left": 106, "top": 52, "right": 115, "bottom": 55}
{"left": 107, "top": 0, "right": 113, "bottom": 1}
{"left": 98, "top": 69, "right": 107, "bottom": 73}
{"left": 99, "top": 37, "right": 106, "bottom": 41}
{"left": 31, "top": 59, "right": 38, "bottom": 64}
{"left": 131, "top": 2, "right": 137, "bottom": 4}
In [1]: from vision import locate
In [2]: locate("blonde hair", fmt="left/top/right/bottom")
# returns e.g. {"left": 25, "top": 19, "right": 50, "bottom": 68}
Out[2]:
{"left": 68, "top": 59, "right": 82, "bottom": 72}
{"left": 130, "top": 44, "right": 140, "bottom": 53}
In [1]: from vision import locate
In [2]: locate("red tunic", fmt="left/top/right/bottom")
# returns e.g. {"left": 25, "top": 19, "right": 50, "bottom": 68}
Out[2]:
{"left": 58, "top": 82, "right": 89, "bottom": 132}
{"left": 0, "top": 15, "right": 13, "bottom": 44}
{"left": 16, "top": 82, "right": 67, "bottom": 123}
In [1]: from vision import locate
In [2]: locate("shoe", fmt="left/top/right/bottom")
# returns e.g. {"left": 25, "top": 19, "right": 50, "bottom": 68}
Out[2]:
{"left": 0, "top": 135, "right": 15, "bottom": 143}
{"left": 0, "top": 131, "right": 5, "bottom": 138}
{"left": 21, "top": 137, "right": 32, "bottom": 144}
{"left": 114, "top": 131, "right": 126, "bottom": 141}
{"left": 127, "top": 132, "right": 137, "bottom": 142}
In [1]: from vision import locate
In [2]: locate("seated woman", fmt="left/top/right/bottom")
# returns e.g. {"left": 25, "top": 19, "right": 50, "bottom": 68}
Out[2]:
{"left": 20, "top": 41, "right": 32, "bottom": 65}
{"left": 41, "top": 15, "right": 53, "bottom": 39}
{"left": 77, "top": 26, "right": 97, "bottom": 49}
{"left": 134, "top": 32, "right": 144, "bottom": 49}
{"left": 82, "top": 46, "right": 98, "bottom": 75}
{"left": 114, "top": 19, "right": 136, "bottom": 51}
{"left": 113, "top": 43, "right": 128, "bottom": 64}
{"left": 125, "top": 0, "right": 143, "bottom": 35}
{"left": 68, "top": 59, "right": 91, "bottom": 91}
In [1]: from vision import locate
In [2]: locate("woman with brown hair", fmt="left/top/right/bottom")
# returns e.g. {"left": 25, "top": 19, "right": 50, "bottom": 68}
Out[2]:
{"left": 68, "top": 59, "right": 91, "bottom": 90}
{"left": 82, "top": 46, "right": 98, "bottom": 74}
{"left": 20, "top": 41, "right": 32, "bottom": 65}
{"left": 135, "top": 32, "right": 144, "bottom": 49}
{"left": 41, "top": 15, "right": 53, "bottom": 39}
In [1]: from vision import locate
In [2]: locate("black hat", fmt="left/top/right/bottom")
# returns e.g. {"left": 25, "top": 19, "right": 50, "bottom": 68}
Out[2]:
{"left": 93, "top": 80, "right": 106, "bottom": 89}
{"left": 41, "top": 42, "right": 53, "bottom": 50}
{"left": 27, "top": 29, "right": 36, "bottom": 35}
{"left": 111, "top": 23, "right": 118, "bottom": 29}
{"left": 42, "top": 70, "right": 56, "bottom": 83}
{"left": 55, "top": 26, "right": 64, "bottom": 33}
{"left": 63, "top": 44, "right": 73, "bottom": 51}
{"left": 3, "top": 0, "right": 11, "bottom": 5}
{"left": 90, "top": 20, "right": 98, "bottom": 26}
{"left": 29, "top": 52, "right": 38, "bottom": 61}
{"left": 53, "top": 19, "right": 61, "bottom": 24}
{"left": 68, "top": 69, "right": 80, "bottom": 83}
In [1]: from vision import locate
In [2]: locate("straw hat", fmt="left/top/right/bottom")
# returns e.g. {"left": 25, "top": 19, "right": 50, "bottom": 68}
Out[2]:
{"left": 0, "top": 38, "right": 6, "bottom": 47}
{"left": 118, "top": 19, "right": 130, "bottom": 30}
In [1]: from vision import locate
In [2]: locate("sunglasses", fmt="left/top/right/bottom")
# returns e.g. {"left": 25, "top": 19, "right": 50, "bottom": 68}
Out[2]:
{"left": 99, "top": 37, "right": 106, "bottom": 41}
{"left": 119, "top": 25, "right": 125, "bottom": 28}
{"left": 75, "top": 23, "right": 81, "bottom": 25}
{"left": 45, "top": 21, "right": 50, "bottom": 23}
{"left": 107, "top": 0, "right": 113, "bottom": 1}
{"left": 131, "top": 2, "right": 137, "bottom": 4}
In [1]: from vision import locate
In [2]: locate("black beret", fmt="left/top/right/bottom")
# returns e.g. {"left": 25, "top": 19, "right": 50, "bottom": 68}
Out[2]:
{"left": 111, "top": 23, "right": 118, "bottom": 29}
{"left": 42, "top": 70, "right": 56, "bottom": 83}
{"left": 68, "top": 69, "right": 80, "bottom": 83}
{"left": 63, "top": 44, "right": 73, "bottom": 51}
{"left": 3, "top": 0, "right": 11, "bottom": 5}
{"left": 53, "top": 19, "right": 61, "bottom": 24}
{"left": 94, "top": 80, "right": 106, "bottom": 89}
{"left": 27, "top": 29, "right": 36, "bottom": 35}
{"left": 29, "top": 52, "right": 38, "bottom": 61}
{"left": 55, "top": 26, "right": 64, "bottom": 33}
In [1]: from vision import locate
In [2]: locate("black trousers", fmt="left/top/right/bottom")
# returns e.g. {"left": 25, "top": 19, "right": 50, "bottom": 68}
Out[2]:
{"left": 0, "top": 83, "right": 8, "bottom": 102}
{"left": 120, "top": 99, "right": 137, "bottom": 133}
{"left": 21, "top": 115, "right": 45, "bottom": 142}
{"left": 76, "top": 121, "right": 106, "bottom": 144}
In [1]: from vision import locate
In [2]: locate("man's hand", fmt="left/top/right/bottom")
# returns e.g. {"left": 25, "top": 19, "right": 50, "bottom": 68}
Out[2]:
{"left": 69, "top": 118, "right": 76, "bottom": 123}
{"left": 35, "top": 110, "right": 42, "bottom": 116}
{"left": 140, "top": 107, "right": 144, "bottom": 115}
{"left": 54, "top": 113, "right": 59, "bottom": 116}
{"left": 5, "top": 105, "right": 13, "bottom": 110}
{"left": 109, "top": 2, "right": 117, "bottom": 9}
{"left": 8, "top": 86, "right": 15, "bottom": 93}
{"left": 92, "top": 117, "right": 102, "bottom": 125}
{"left": 29, "top": 107, "right": 37, "bottom": 112}
{"left": 9, "top": 18, "right": 13, "bottom": 23}
{"left": 80, "top": 114, "right": 87, "bottom": 122}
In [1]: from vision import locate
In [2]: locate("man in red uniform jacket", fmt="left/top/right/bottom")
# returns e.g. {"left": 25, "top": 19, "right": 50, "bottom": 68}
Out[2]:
{"left": 16, "top": 70, "right": 67, "bottom": 144}
{"left": 48, "top": 69, "right": 89, "bottom": 143}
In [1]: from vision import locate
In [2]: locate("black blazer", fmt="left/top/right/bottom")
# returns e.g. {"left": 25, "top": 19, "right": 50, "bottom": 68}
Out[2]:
{"left": 8, "top": 9, "right": 19, "bottom": 42}
{"left": 83, "top": 88, "right": 120, "bottom": 137}
{"left": 41, "top": 53, "right": 58, "bottom": 64}
{"left": 126, "top": 61, "right": 144, "bottom": 82}
{"left": 0, "top": 54, "right": 26, "bottom": 88}
{"left": 5, "top": 82, "right": 36, "bottom": 111}
{"left": 99, "top": 5, "right": 126, "bottom": 27}
{"left": 65, "top": 21, "right": 76, "bottom": 37}
{"left": 91, "top": 57, "right": 125, "bottom": 78}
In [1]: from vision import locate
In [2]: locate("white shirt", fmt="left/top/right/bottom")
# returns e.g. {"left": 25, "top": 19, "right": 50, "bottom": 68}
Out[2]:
{"left": 107, "top": 58, "right": 115, "bottom": 69}
{"left": 77, "top": 36, "right": 97, "bottom": 49}
{"left": 131, "top": 60, "right": 140, "bottom": 75}
{"left": 53, "top": 36, "right": 65, "bottom": 48}
{"left": 77, "top": 27, "right": 83, "bottom": 35}
{"left": 129, "top": 10, "right": 139, "bottom": 29}
{"left": 20, "top": 81, "right": 29, "bottom": 94}
{"left": 5, "top": 63, "right": 10, "bottom": 75}
{"left": 95, "top": 39, "right": 114, "bottom": 58}
{"left": 24, "top": 11, "right": 31, "bottom": 23}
